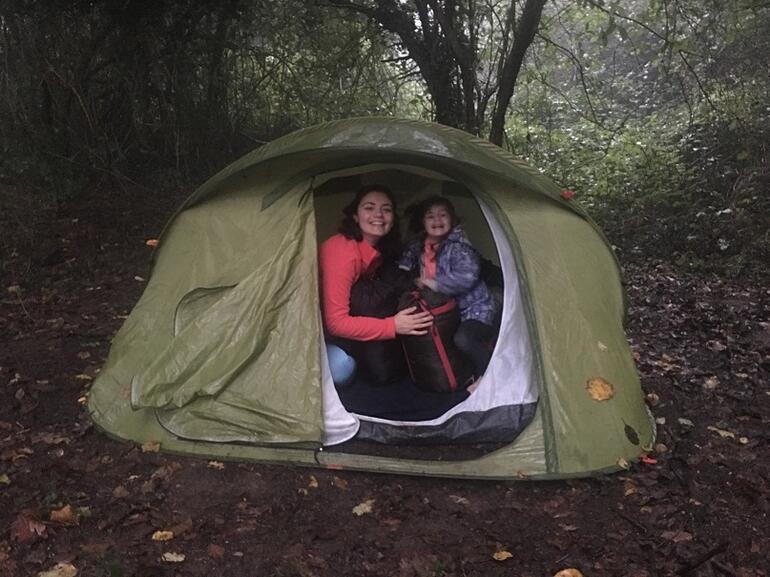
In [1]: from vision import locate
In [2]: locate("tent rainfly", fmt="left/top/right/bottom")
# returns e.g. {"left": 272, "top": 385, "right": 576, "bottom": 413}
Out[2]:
{"left": 89, "top": 117, "right": 655, "bottom": 480}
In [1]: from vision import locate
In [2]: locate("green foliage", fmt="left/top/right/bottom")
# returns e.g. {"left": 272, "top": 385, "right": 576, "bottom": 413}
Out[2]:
{"left": 0, "top": 0, "right": 766, "bottom": 275}
{"left": 508, "top": 0, "right": 770, "bottom": 276}
{"left": 0, "top": 0, "right": 405, "bottom": 196}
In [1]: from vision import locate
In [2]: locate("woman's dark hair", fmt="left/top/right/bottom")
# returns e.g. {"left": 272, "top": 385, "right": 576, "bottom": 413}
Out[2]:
{"left": 406, "top": 195, "right": 459, "bottom": 238}
{"left": 339, "top": 184, "right": 402, "bottom": 260}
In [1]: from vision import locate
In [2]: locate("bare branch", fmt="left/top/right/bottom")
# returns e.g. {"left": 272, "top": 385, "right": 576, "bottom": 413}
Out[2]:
{"left": 582, "top": 0, "right": 668, "bottom": 43}
{"left": 678, "top": 50, "right": 717, "bottom": 112}
{"left": 536, "top": 32, "right": 601, "bottom": 126}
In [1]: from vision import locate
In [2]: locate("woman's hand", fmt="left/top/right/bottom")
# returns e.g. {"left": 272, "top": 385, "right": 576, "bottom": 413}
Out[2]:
{"left": 394, "top": 306, "right": 433, "bottom": 336}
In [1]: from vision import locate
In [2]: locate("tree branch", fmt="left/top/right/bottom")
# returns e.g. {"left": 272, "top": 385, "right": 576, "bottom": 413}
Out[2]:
{"left": 489, "top": 0, "right": 546, "bottom": 145}
{"left": 426, "top": 0, "right": 480, "bottom": 132}
{"left": 536, "top": 32, "right": 601, "bottom": 126}
{"left": 582, "top": 0, "right": 668, "bottom": 43}
{"left": 678, "top": 49, "right": 717, "bottom": 112}
{"left": 413, "top": 0, "right": 436, "bottom": 47}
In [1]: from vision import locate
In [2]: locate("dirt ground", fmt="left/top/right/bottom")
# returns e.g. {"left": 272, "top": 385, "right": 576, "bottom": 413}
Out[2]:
{"left": 1, "top": 184, "right": 768, "bottom": 577}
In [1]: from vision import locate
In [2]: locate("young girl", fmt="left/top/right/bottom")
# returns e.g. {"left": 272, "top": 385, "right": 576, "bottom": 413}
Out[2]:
{"left": 398, "top": 196, "right": 497, "bottom": 379}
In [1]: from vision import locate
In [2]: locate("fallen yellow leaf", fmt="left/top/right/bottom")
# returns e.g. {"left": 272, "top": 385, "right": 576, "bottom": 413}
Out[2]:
{"left": 152, "top": 530, "right": 174, "bottom": 541}
{"left": 145, "top": 239, "right": 159, "bottom": 248}
{"left": 161, "top": 552, "right": 185, "bottom": 563}
{"left": 586, "top": 377, "right": 615, "bottom": 401}
{"left": 449, "top": 495, "right": 470, "bottom": 505}
{"left": 308, "top": 475, "right": 319, "bottom": 488}
{"left": 554, "top": 570, "right": 585, "bottom": 577}
{"left": 493, "top": 550, "right": 513, "bottom": 561}
{"left": 646, "top": 392, "right": 660, "bottom": 406}
{"left": 661, "top": 530, "right": 693, "bottom": 543}
{"left": 33, "top": 432, "right": 71, "bottom": 445}
{"left": 703, "top": 376, "right": 719, "bottom": 389}
{"left": 332, "top": 476, "right": 348, "bottom": 490}
{"left": 207, "top": 461, "right": 225, "bottom": 470}
{"left": 50, "top": 505, "right": 79, "bottom": 526}
{"left": 707, "top": 426, "right": 736, "bottom": 439}
{"left": 37, "top": 562, "right": 77, "bottom": 577}
{"left": 112, "top": 485, "right": 130, "bottom": 498}
{"left": 623, "top": 481, "right": 638, "bottom": 496}
{"left": 616, "top": 457, "right": 630, "bottom": 470}
{"left": 141, "top": 441, "right": 161, "bottom": 453}
{"left": 352, "top": 499, "right": 375, "bottom": 516}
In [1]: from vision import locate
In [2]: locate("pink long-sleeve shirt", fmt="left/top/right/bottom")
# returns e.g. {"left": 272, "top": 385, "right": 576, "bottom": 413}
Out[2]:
{"left": 319, "top": 234, "right": 397, "bottom": 341}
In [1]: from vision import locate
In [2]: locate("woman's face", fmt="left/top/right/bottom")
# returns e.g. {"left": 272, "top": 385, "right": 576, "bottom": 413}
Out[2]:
{"left": 354, "top": 191, "right": 395, "bottom": 245}
{"left": 423, "top": 204, "right": 452, "bottom": 242}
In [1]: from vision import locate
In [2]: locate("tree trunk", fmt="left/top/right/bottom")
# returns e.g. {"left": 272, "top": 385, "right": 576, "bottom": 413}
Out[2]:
{"left": 488, "top": 0, "right": 546, "bottom": 146}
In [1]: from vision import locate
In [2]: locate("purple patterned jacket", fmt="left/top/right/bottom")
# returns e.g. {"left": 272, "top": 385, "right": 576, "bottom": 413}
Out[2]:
{"left": 398, "top": 226, "right": 496, "bottom": 326}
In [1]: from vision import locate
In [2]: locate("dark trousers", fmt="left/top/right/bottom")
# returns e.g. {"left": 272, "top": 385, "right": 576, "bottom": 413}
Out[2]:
{"left": 453, "top": 319, "right": 494, "bottom": 377}
{"left": 329, "top": 337, "right": 405, "bottom": 385}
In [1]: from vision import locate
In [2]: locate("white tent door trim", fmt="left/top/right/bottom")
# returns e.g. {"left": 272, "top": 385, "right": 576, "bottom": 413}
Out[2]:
{"left": 320, "top": 194, "right": 539, "bottom": 446}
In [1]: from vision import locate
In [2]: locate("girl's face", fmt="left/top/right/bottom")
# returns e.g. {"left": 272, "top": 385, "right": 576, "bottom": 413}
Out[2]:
{"left": 423, "top": 204, "right": 453, "bottom": 242}
{"left": 354, "top": 191, "right": 395, "bottom": 245}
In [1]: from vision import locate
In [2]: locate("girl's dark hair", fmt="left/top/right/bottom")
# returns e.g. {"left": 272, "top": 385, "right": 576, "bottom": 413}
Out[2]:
{"left": 406, "top": 195, "right": 459, "bottom": 238}
{"left": 339, "top": 184, "right": 401, "bottom": 260}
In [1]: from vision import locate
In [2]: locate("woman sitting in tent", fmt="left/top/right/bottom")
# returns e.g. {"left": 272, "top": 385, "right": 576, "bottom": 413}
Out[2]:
{"left": 318, "top": 184, "right": 433, "bottom": 386}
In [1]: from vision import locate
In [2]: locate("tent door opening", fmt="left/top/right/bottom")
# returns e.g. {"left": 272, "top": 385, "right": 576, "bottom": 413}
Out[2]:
{"left": 313, "top": 166, "right": 540, "bottom": 447}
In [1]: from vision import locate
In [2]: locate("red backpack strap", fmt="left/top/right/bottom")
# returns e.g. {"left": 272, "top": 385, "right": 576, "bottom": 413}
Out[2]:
{"left": 415, "top": 295, "right": 458, "bottom": 391}
{"left": 430, "top": 323, "right": 458, "bottom": 391}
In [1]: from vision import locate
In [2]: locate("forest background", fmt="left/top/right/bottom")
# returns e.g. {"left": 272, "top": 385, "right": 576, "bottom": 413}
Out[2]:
{"left": 1, "top": 0, "right": 768, "bottom": 276}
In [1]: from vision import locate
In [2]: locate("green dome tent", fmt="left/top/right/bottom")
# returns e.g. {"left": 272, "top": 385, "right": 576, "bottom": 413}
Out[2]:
{"left": 88, "top": 117, "right": 654, "bottom": 480}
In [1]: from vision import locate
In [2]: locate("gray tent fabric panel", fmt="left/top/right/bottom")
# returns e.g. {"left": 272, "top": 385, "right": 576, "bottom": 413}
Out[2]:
{"left": 355, "top": 402, "right": 538, "bottom": 444}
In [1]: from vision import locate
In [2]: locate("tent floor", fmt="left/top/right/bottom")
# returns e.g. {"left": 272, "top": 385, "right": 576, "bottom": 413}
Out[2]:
{"left": 324, "top": 437, "right": 508, "bottom": 461}
{"left": 335, "top": 375, "right": 470, "bottom": 422}
{"left": 331, "top": 376, "right": 512, "bottom": 459}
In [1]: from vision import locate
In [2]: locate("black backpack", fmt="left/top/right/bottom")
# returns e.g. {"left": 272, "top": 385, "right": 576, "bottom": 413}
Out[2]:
{"left": 330, "top": 263, "right": 411, "bottom": 385}
{"left": 398, "top": 289, "right": 473, "bottom": 393}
